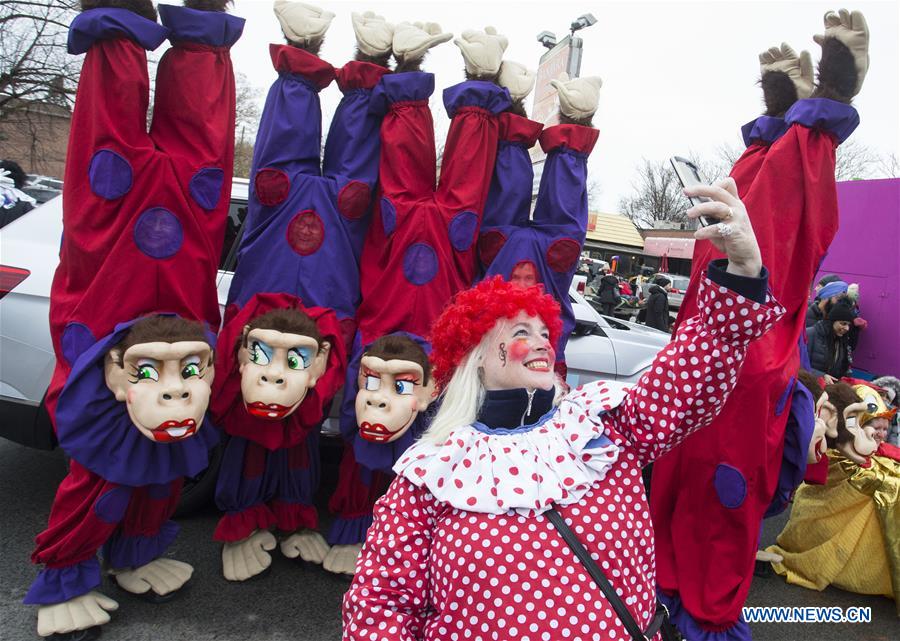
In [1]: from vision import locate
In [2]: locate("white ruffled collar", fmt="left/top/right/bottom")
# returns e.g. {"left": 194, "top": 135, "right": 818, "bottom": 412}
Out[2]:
{"left": 394, "top": 381, "right": 628, "bottom": 516}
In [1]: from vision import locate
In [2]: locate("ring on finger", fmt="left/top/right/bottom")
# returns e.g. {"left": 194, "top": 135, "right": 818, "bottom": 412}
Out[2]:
{"left": 716, "top": 222, "right": 734, "bottom": 237}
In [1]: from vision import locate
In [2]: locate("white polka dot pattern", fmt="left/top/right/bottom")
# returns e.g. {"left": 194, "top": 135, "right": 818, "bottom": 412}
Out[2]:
{"left": 342, "top": 274, "right": 784, "bottom": 640}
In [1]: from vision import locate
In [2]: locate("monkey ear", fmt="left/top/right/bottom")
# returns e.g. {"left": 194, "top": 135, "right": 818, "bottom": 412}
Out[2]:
{"left": 104, "top": 349, "right": 129, "bottom": 402}
{"left": 415, "top": 376, "right": 436, "bottom": 411}
{"left": 308, "top": 340, "right": 331, "bottom": 386}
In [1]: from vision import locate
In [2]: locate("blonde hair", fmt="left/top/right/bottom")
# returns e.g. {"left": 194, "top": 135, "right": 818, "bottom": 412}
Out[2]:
{"left": 424, "top": 331, "right": 566, "bottom": 444}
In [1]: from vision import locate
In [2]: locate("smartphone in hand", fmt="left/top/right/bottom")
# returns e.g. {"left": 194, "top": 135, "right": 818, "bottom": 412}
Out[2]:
{"left": 670, "top": 156, "right": 714, "bottom": 227}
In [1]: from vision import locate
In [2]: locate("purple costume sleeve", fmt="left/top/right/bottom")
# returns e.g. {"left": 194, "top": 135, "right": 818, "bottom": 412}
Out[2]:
{"left": 784, "top": 98, "right": 859, "bottom": 143}
{"left": 67, "top": 8, "right": 169, "bottom": 54}
{"left": 23, "top": 558, "right": 102, "bottom": 606}
{"left": 740, "top": 115, "right": 789, "bottom": 147}
{"left": 215, "top": 436, "right": 276, "bottom": 519}
{"left": 103, "top": 520, "right": 180, "bottom": 569}
{"left": 483, "top": 139, "right": 533, "bottom": 230}
{"left": 156, "top": 4, "right": 244, "bottom": 47}
{"left": 765, "top": 380, "right": 814, "bottom": 517}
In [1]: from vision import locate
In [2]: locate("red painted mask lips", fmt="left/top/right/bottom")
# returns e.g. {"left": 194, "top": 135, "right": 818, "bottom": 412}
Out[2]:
{"left": 150, "top": 419, "right": 197, "bottom": 443}
{"left": 359, "top": 421, "right": 393, "bottom": 442}
{"left": 246, "top": 401, "right": 293, "bottom": 420}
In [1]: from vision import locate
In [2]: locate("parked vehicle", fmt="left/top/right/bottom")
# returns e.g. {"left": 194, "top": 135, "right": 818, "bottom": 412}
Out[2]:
{"left": 638, "top": 272, "right": 690, "bottom": 312}
{"left": 0, "top": 185, "right": 668, "bottom": 510}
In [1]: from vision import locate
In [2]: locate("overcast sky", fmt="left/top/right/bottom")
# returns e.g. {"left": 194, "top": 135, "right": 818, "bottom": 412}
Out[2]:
{"left": 228, "top": 0, "right": 899, "bottom": 212}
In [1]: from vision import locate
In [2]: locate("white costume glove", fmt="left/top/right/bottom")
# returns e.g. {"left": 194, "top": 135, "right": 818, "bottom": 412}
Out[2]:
{"left": 352, "top": 11, "right": 393, "bottom": 57}
{"left": 813, "top": 8, "right": 869, "bottom": 95}
{"left": 550, "top": 73, "right": 603, "bottom": 121}
{"left": 274, "top": 1, "right": 334, "bottom": 46}
{"left": 759, "top": 42, "right": 814, "bottom": 99}
{"left": 37, "top": 592, "right": 118, "bottom": 637}
{"left": 113, "top": 557, "right": 193, "bottom": 595}
{"left": 222, "top": 529, "right": 277, "bottom": 581}
{"left": 454, "top": 27, "right": 508, "bottom": 77}
{"left": 393, "top": 21, "right": 452, "bottom": 64}
{"left": 280, "top": 529, "right": 330, "bottom": 564}
{"left": 498, "top": 61, "right": 536, "bottom": 102}
{"left": 323, "top": 543, "right": 363, "bottom": 575}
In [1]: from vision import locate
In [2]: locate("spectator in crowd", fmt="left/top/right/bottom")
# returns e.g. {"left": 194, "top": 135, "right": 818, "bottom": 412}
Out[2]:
{"left": 872, "top": 376, "right": 900, "bottom": 446}
{"left": 644, "top": 276, "right": 670, "bottom": 332}
{"left": 805, "top": 279, "right": 848, "bottom": 327}
{"left": 806, "top": 300, "right": 855, "bottom": 383}
{"left": 0, "top": 160, "right": 35, "bottom": 228}
{"left": 814, "top": 273, "right": 841, "bottom": 295}
{"left": 594, "top": 267, "right": 620, "bottom": 315}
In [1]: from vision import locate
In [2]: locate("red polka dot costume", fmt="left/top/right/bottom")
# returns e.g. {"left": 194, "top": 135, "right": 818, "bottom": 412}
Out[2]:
{"left": 343, "top": 273, "right": 784, "bottom": 640}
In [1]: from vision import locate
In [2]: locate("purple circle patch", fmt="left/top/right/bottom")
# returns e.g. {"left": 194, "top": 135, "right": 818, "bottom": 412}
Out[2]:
{"left": 61, "top": 322, "right": 96, "bottom": 367}
{"left": 189, "top": 167, "right": 224, "bottom": 210}
{"left": 94, "top": 486, "right": 133, "bottom": 524}
{"left": 713, "top": 463, "right": 747, "bottom": 509}
{"left": 381, "top": 197, "right": 397, "bottom": 236}
{"left": 448, "top": 211, "right": 478, "bottom": 251}
{"left": 402, "top": 243, "right": 438, "bottom": 286}
{"left": 133, "top": 208, "right": 183, "bottom": 259}
{"left": 88, "top": 149, "right": 133, "bottom": 200}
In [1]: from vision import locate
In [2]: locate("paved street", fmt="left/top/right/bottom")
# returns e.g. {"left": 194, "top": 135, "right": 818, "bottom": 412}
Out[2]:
{"left": 1, "top": 438, "right": 896, "bottom": 641}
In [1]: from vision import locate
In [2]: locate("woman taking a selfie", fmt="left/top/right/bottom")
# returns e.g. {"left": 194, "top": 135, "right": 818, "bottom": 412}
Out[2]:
{"left": 341, "top": 177, "right": 783, "bottom": 641}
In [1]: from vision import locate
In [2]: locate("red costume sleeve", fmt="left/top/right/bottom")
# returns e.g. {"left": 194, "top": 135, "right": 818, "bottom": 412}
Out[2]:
{"left": 341, "top": 476, "right": 438, "bottom": 640}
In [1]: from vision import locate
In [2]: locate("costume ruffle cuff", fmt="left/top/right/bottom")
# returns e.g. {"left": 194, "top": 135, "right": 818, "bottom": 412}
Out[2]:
{"left": 741, "top": 116, "right": 790, "bottom": 147}
{"left": 498, "top": 113, "right": 543, "bottom": 147}
{"left": 271, "top": 500, "right": 317, "bottom": 533}
{"left": 443, "top": 81, "right": 512, "bottom": 118}
{"left": 68, "top": 8, "right": 169, "bottom": 54}
{"left": 103, "top": 520, "right": 179, "bottom": 569}
{"left": 327, "top": 514, "right": 374, "bottom": 546}
{"left": 336, "top": 62, "right": 390, "bottom": 92}
{"left": 657, "top": 589, "right": 752, "bottom": 641}
{"left": 394, "top": 385, "right": 625, "bottom": 517}
{"left": 269, "top": 44, "right": 336, "bottom": 90}
{"left": 214, "top": 504, "right": 277, "bottom": 542}
{"left": 24, "top": 558, "right": 102, "bottom": 605}
{"left": 539, "top": 124, "right": 599, "bottom": 156}
{"left": 696, "top": 261, "right": 784, "bottom": 346}
{"left": 158, "top": 4, "right": 244, "bottom": 48}
{"left": 369, "top": 72, "right": 435, "bottom": 116}
{"left": 784, "top": 98, "right": 859, "bottom": 143}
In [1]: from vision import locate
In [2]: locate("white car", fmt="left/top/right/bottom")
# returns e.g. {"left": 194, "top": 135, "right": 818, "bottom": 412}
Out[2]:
{"left": 0, "top": 184, "right": 668, "bottom": 504}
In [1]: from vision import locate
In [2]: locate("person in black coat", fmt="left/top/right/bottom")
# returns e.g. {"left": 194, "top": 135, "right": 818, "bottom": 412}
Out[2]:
{"left": 645, "top": 276, "right": 670, "bottom": 332}
{"left": 596, "top": 269, "right": 620, "bottom": 316}
{"left": 806, "top": 301, "right": 855, "bottom": 383}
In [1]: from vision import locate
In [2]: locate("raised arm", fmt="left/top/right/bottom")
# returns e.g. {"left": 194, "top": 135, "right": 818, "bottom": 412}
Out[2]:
{"left": 342, "top": 476, "right": 438, "bottom": 640}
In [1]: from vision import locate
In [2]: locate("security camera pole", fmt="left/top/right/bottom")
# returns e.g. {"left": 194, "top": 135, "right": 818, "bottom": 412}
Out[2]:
{"left": 529, "top": 14, "right": 597, "bottom": 167}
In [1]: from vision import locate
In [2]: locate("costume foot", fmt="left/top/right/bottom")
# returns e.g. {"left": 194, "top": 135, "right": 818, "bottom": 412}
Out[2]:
{"left": 323, "top": 543, "right": 363, "bottom": 575}
{"left": 280, "top": 529, "right": 330, "bottom": 564}
{"left": 393, "top": 21, "right": 452, "bottom": 71}
{"left": 274, "top": 0, "right": 334, "bottom": 52}
{"left": 111, "top": 558, "right": 193, "bottom": 602}
{"left": 454, "top": 27, "right": 508, "bottom": 80}
{"left": 353, "top": 11, "right": 393, "bottom": 65}
{"left": 37, "top": 591, "right": 118, "bottom": 638}
{"left": 551, "top": 73, "right": 603, "bottom": 125}
{"left": 813, "top": 8, "right": 869, "bottom": 99}
{"left": 222, "top": 529, "right": 276, "bottom": 581}
{"left": 183, "top": 0, "right": 230, "bottom": 11}
{"left": 46, "top": 628, "right": 102, "bottom": 641}
{"left": 759, "top": 43, "right": 813, "bottom": 116}
{"left": 498, "top": 61, "right": 536, "bottom": 104}
{"left": 755, "top": 549, "right": 784, "bottom": 563}
{"left": 81, "top": 0, "right": 156, "bottom": 22}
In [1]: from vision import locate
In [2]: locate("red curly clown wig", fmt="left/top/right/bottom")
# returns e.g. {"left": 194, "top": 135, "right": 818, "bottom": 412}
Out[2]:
{"left": 429, "top": 276, "right": 563, "bottom": 390}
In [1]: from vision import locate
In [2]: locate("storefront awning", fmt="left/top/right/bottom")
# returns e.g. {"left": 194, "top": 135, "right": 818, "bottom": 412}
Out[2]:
{"left": 643, "top": 236, "right": 696, "bottom": 259}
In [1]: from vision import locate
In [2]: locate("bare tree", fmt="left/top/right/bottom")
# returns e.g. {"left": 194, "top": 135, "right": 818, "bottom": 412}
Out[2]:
{"left": 586, "top": 174, "right": 602, "bottom": 211}
{"left": 1, "top": 0, "right": 79, "bottom": 173}
{"left": 874, "top": 152, "right": 899, "bottom": 179}
{"left": 618, "top": 158, "right": 691, "bottom": 229}
{"left": 835, "top": 138, "right": 886, "bottom": 181}
{"left": 232, "top": 72, "right": 261, "bottom": 178}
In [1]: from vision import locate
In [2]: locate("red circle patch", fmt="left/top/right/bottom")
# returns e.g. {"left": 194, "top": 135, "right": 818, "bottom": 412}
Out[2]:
{"left": 286, "top": 210, "right": 325, "bottom": 256}
{"left": 337, "top": 180, "right": 371, "bottom": 220}
{"left": 477, "top": 230, "right": 507, "bottom": 268}
{"left": 546, "top": 237, "right": 581, "bottom": 273}
{"left": 254, "top": 168, "right": 291, "bottom": 207}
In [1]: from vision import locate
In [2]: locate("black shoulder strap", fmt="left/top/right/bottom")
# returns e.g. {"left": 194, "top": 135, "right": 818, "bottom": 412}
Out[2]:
{"left": 545, "top": 508, "right": 648, "bottom": 641}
